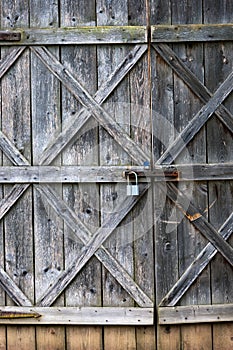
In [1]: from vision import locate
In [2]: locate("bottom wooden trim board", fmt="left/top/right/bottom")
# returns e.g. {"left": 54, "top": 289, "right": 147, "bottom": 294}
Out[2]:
{"left": 0, "top": 306, "right": 153, "bottom": 325}
{"left": 159, "top": 304, "right": 233, "bottom": 324}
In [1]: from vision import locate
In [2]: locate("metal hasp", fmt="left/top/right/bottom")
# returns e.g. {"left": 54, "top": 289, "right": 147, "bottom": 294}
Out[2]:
{"left": 0, "top": 310, "right": 41, "bottom": 319}
{"left": 0, "top": 31, "right": 21, "bottom": 41}
{"left": 127, "top": 171, "right": 139, "bottom": 196}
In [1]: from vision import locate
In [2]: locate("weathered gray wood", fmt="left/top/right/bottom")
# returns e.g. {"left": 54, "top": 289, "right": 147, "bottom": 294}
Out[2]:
{"left": 60, "top": 1, "right": 101, "bottom": 310}
{"left": 153, "top": 43, "right": 233, "bottom": 134}
{"left": 0, "top": 47, "right": 25, "bottom": 78}
{"left": 165, "top": 183, "right": 233, "bottom": 266}
{"left": 38, "top": 45, "right": 147, "bottom": 165}
{"left": 204, "top": 3, "right": 233, "bottom": 340}
{"left": 151, "top": 24, "right": 233, "bottom": 42}
{"left": 36, "top": 183, "right": 149, "bottom": 307}
{"left": 159, "top": 304, "right": 233, "bottom": 324}
{"left": 0, "top": 306, "right": 153, "bottom": 325}
{"left": 0, "top": 131, "right": 30, "bottom": 165}
{"left": 159, "top": 212, "right": 233, "bottom": 307}
{"left": 0, "top": 26, "right": 147, "bottom": 45}
{"left": 30, "top": 0, "right": 64, "bottom": 311}
{"left": 35, "top": 184, "right": 152, "bottom": 307}
{"left": 0, "top": 184, "right": 29, "bottom": 219}
{"left": 0, "top": 163, "right": 232, "bottom": 183}
{"left": 32, "top": 46, "right": 150, "bottom": 165}
{"left": 0, "top": 268, "right": 32, "bottom": 306}
{"left": 1, "top": 2, "right": 33, "bottom": 325}
{"left": 157, "top": 70, "right": 233, "bottom": 164}
{"left": 97, "top": 1, "right": 135, "bottom": 310}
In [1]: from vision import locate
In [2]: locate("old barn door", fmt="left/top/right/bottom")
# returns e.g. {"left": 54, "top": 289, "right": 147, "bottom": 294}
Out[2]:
{"left": 0, "top": 1, "right": 233, "bottom": 350}
{"left": 0, "top": 1, "right": 154, "bottom": 344}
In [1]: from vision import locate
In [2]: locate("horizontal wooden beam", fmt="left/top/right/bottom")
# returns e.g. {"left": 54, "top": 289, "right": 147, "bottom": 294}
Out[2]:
{"left": 151, "top": 24, "right": 233, "bottom": 42}
{"left": 0, "top": 307, "right": 153, "bottom": 325}
{"left": 0, "top": 26, "right": 147, "bottom": 45}
{"left": 0, "top": 163, "right": 232, "bottom": 183}
{"left": 159, "top": 304, "right": 233, "bottom": 324}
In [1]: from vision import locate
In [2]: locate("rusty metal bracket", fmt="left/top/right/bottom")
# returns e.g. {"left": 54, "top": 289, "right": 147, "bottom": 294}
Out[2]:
{"left": 0, "top": 31, "right": 21, "bottom": 41}
{"left": 0, "top": 310, "right": 41, "bottom": 319}
{"left": 124, "top": 167, "right": 179, "bottom": 181}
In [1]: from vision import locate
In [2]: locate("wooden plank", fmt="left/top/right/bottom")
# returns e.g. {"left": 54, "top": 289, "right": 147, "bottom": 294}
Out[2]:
{"left": 97, "top": 3, "right": 137, "bottom": 348}
{"left": 59, "top": 4, "right": 101, "bottom": 350}
{"left": 38, "top": 44, "right": 147, "bottom": 165}
{"left": 66, "top": 326, "right": 102, "bottom": 350}
{"left": 0, "top": 26, "right": 147, "bottom": 45}
{"left": 0, "top": 47, "right": 25, "bottom": 78}
{"left": 153, "top": 43, "right": 233, "bottom": 134}
{"left": 0, "top": 307, "right": 153, "bottom": 325}
{"left": 32, "top": 46, "right": 150, "bottom": 165}
{"left": 159, "top": 304, "right": 233, "bottom": 324}
{"left": 150, "top": 3, "right": 180, "bottom": 348}
{"left": 0, "top": 163, "right": 232, "bottom": 183}
{"left": 204, "top": 2, "right": 233, "bottom": 348}
{"left": 0, "top": 0, "right": 35, "bottom": 348}
{"left": 165, "top": 182, "right": 233, "bottom": 266}
{"left": 151, "top": 23, "right": 233, "bottom": 42}
{"left": 157, "top": 70, "right": 233, "bottom": 164}
{"left": 29, "top": 2, "right": 65, "bottom": 349}
{"left": 171, "top": 4, "right": 212, "bottom": 349}
{"left": 35, "top": 184, "right": 153, "bottom": 307}
{"left": 159, "top": 211, "right": 233, "bottom": 306}
{"left": 36, "top": 183, "right": 150, "bottom": 307}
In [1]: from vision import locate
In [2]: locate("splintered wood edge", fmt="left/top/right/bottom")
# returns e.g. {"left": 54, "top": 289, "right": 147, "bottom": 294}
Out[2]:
{"left": 158, "top": 304, "right": 233, "bottom": 324}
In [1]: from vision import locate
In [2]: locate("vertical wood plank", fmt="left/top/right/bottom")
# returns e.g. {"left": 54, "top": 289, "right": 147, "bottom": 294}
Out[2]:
{"left": 0, "top": 11, "right": 6, "bottom": 344}
{"left": 129, "top": 3, "right": 156, "bottom": 349}
{"left": 97, "top": 1, "right": 137, "bottom": 349}
{"left": 151, "top": 1, "right": 179, "bottom": 349}
{"left": 60, "top": 1, "right": 102, "bottom": 350}
{"left": 204, "top": 1, "right": 233, "bottom": 349}
{"left": 171, "top": 1, "right": 212, "bottom": 348}
{"left": 0, "top": 1, "right": 35, "bottom": 349}
{"left": 30, "top": 2, "right": 65, "bottom": 349}
{"left": 66, "top": 326, "right": 102, "bottom": 350}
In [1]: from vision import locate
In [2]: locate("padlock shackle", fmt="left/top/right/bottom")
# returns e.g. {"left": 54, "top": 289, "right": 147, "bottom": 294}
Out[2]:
{"left": 127, "top": 171, "right": 138, "bottom": 184}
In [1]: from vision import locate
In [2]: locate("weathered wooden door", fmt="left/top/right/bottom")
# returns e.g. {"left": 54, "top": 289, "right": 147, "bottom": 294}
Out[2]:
{"left": 0, "top": 1, "right": 233, "bottom": 350}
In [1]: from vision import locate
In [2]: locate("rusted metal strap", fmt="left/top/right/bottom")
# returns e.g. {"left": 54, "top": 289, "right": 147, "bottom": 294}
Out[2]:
{"left": 124, "top": 168, "right": 179, "bottom": 180}
{"left": 0, "top": 31, "right": 21, "bottom": 41}
{"left": 0, "top": 310, "right": 41, "bottom": 319}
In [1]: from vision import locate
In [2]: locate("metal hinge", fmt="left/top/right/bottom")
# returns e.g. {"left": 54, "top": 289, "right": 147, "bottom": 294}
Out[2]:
{"left": 0, "top": 310, "right": 41, "bottom": 319}
{"left": 0, "top": 31, "right": 21, "bottom": 41}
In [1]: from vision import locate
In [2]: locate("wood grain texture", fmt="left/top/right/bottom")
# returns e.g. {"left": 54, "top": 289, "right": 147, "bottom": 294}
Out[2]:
{"left": 151, "top": 23, "right": 233, "bottom": 42}
{"left": 38, "top": 44, "right": 147, "bottom": 165}
{"left": 34, "top": 184, "right": 152, "bottom": 308}
{"left": 159, "top": 212, "right": 233, "bottom": 307}
{"left": 0, "top": 306, "right": 153, "bottom": 325}
{"left": 0, "top": 0, "right": 35, "bottom": 349}
{"left": 0, "top": 26, "right": 147, "bottom": 45}
{"left": 159, "top": 304, "right": 233, "bottom": 324}
{"left": 153, "top": 43, "right": 233, "bottom": 134}
{"left": 204, "top": 1, "right": 233, "bottom": 348}
{"left": 32, "top": 46, "right": 150, "bottom": 165}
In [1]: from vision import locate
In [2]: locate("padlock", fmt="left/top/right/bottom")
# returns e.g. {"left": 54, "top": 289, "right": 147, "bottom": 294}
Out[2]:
{"left": 127, "top": 171, "right": 139, "bottom": 196}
